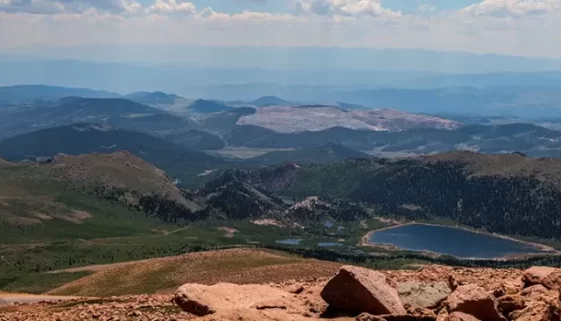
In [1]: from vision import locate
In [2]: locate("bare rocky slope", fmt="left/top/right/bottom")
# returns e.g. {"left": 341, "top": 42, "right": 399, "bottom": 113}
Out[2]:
{"left": 1, "top": 249, "right": 560, "bottom": 321}
{"left": 236, "top": 106, "right": 461, "bottom": 133}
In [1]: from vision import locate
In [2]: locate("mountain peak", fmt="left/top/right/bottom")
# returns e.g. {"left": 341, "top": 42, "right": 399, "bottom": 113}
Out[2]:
{"left": 252, "top": 95, "right": 290, "bottom": 107}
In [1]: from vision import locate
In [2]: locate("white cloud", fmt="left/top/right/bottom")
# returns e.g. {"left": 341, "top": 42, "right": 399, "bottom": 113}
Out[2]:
{"left": 461, "top": 0, "right": 561, "bottom": 17}
{"left": 294, "top": 0, "right": 401, "bottom": 18}
{"left": 2, "top": 0, "right": 561, "bottom": 58}
{"left": 0, "top": 0, "right": 66, "bottom": 14}
{"left": 147, "top": 0, "right": 196, "bottom": 14}
{"left": 0, "top": 0, "right": 141, "bottom": 14}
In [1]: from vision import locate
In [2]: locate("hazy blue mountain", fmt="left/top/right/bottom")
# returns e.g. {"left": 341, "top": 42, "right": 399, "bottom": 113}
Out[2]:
{"left": 224, "top": 123, "right": 561, "bottom": 157}
{"left": 251, "top": 96, "right": 291, "bottom": 107}
{"left": 0, "top": 97, "right": 195, "bottom": 139}
{"left": 125, "top": 91, "right": 184, "bottom": 105}
{"left": 198, "top": 85, "right": 561, "bottom": 118}
{"left": 6, "top": 46, "right": 561, "bottom": 73}
{"left": 0, "top": 123, "right": 226, "bottom": 184}
{"left": 163, "top": 129, "right": 225, "bottom": 150}
{"left": 3, "top": 53, "right": 561, "bottom": 95}
{"left": 0, "top": 84, "right": 120, "bottom": 103}
{"left": 189, "top": 99, "right": 232, "bottom": 113}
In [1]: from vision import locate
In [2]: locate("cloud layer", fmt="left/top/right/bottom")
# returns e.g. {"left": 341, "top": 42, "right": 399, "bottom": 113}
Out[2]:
{"left": 1, "top": 0, "right": 561, "bottom": 58}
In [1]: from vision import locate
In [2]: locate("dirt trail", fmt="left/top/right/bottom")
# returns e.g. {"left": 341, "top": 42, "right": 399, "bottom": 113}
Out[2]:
{"left": 0, "top": 293, "right": 78, "bottom": 305}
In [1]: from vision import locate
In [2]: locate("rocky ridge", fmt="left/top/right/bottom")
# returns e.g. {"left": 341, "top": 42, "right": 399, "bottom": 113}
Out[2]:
{"left": 3, "top": 265, "right": 560, "bottom": 321}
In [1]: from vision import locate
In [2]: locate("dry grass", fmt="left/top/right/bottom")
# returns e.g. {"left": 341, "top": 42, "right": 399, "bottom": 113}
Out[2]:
{"left": 425, "top": 150, "right": 561, "bottom": 182}
{"left": 48, "top": 248, "right": 341, "bottom": 297}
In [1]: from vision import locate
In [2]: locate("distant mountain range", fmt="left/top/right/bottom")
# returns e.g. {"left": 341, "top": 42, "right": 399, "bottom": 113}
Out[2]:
{"left": 3, "top": 84, "right": 561, "bottom": 165}
{"left": 226, "top": 122, "right": 561, "bottom": 157}
{"left": 0, "top": 123, "right": 226, "bottom": 185}
{"left": 0, "top": 85, "right": 120, "bottom": 102}
{"left": 0, "top": 96, "right": 195, "bottom": 139}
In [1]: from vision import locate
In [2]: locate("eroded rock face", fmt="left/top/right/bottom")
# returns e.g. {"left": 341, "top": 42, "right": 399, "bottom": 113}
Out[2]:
{"left": 445, "top": 284, "right": 506, "bottom": 321}
{"left": 174, "top": 283, "right": 294, "bottom": 316}
{"left": 321, "top": 265, "right": 407, "bottom": 316}
{"left": 398, "top": 282, "right": 451, "bottom": 309}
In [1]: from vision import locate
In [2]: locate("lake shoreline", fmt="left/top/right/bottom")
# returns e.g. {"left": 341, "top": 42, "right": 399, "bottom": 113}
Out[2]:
{"left": 360, "top": 222, "right": 561, "bottom": 260}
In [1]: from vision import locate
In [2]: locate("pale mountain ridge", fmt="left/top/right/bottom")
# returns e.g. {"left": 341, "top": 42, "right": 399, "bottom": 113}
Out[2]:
{"left": 236, "top": 106, "right": 461, "bottom": 133}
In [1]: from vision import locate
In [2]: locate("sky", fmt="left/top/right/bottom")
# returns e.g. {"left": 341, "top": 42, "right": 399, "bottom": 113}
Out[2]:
{"left": 1, "top": 0, "right": 561, "bottom": 60}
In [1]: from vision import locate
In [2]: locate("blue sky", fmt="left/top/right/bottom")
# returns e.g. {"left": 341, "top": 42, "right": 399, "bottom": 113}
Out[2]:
{"left": 1, "top": 0, "right": 561, "bottom": 60}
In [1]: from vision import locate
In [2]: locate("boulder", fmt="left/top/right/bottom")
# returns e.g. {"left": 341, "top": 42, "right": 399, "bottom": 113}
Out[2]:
{"left": 321, "top": 265, "right": 406, "bottom": 315}
{"left": 445, "top": 312, "right": 481, "bottom": 321}
{"left": 520, "top": 284, "right": 549, "bottom": 300}
{"left": 398, "top": 282, "right": 451, "bottom": 309}
{"left": 445, "top": 284, "right": 506, "bottom": 321}
{"left": 522, "top": 267, "right": 561, "bottom": 289}
{"left": 492, "top": 279, "right": 523, "bottom": 297}
{"left": 509, "top": 301, "right": 557, "bottom": 321}
{"left": 174, "top": 283, "right": 294, "bottom": 316}
{"left": 542, "top": 270, "right": 561, "bottom": 291}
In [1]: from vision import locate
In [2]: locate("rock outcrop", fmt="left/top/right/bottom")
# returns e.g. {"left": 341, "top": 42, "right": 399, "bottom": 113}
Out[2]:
{"left": 398, "top": 282, "right": 452, "bottom": 309}
{"left": 321, "top": 265, "right": 407, "bottom": 315}
{"left": 174, "top": 283, "right": 294, "bottom": 316}
{"left": 522, "top": 266, "right": 561, "bottom": 290}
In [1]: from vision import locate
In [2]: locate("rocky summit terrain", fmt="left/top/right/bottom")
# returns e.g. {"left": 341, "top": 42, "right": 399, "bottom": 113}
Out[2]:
{"left": 2, "top": 260, "right": 561, "bottom": 321}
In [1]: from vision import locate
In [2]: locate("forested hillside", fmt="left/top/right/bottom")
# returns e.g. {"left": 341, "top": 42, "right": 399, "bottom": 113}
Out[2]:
{"left": 234, "top": 151, "right": 561, "bottom": 238}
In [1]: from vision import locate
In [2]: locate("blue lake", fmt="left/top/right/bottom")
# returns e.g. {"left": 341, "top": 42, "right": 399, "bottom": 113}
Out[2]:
{"left": 368, "top": 224, "right": 543, "bottom": 259}
{"left": 275, "top": 238, "right": 302, "bottom": 245}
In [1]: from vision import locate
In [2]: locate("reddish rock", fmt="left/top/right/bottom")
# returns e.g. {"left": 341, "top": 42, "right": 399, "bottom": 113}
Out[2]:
{"left": 398, "top": 282, "right": 451, "bottom": 309}
{"left": 321, "top": 265, "right": 407, "bottom": 316}
{"left": 509, "top": 300, "right": 559, "bottom": 321}
{"left": 520, "top": 284, "right": 549, "bottom": 300}
{"left": 174, "top": 283, "right": 293, "bottom": 316}
{"left": 522, "top": 267, "right": 559, "bottom": 289}
{"left": 492, "top": 279, "right": 523, "bottom": 297}
{"left": 497, "top": 295, "right": 525, "bottom": 315}
{"left": 445, "top": 284, "right": 506, "bottom": 321}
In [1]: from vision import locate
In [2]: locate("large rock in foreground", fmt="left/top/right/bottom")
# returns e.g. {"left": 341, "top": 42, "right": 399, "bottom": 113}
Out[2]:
{"left": 522, "top": 266, "right": 561, "bottom": 290}
{"left": 174, "top": 283, "right": 294, "bottom": 316}
{"left": 321, "top": 265, "right": 406, "bottom": 315}
{"left": 445, "top": 284, "right": 506, "bottom": 321}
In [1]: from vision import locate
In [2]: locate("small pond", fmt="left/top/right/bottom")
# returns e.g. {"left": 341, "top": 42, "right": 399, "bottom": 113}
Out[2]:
{"left": 275, "top": 238, "right": 302, "bottom": 245}
{"left": 368, "top": 223, "right": 545, "bottom": 259}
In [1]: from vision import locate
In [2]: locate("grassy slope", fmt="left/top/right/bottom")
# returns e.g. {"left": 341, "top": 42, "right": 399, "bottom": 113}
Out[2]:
{"left": 48, "top": 248, "right": 341, "bottom": 296}
{"left": 0, "top": 163, "right": 170, "bottom": 245}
